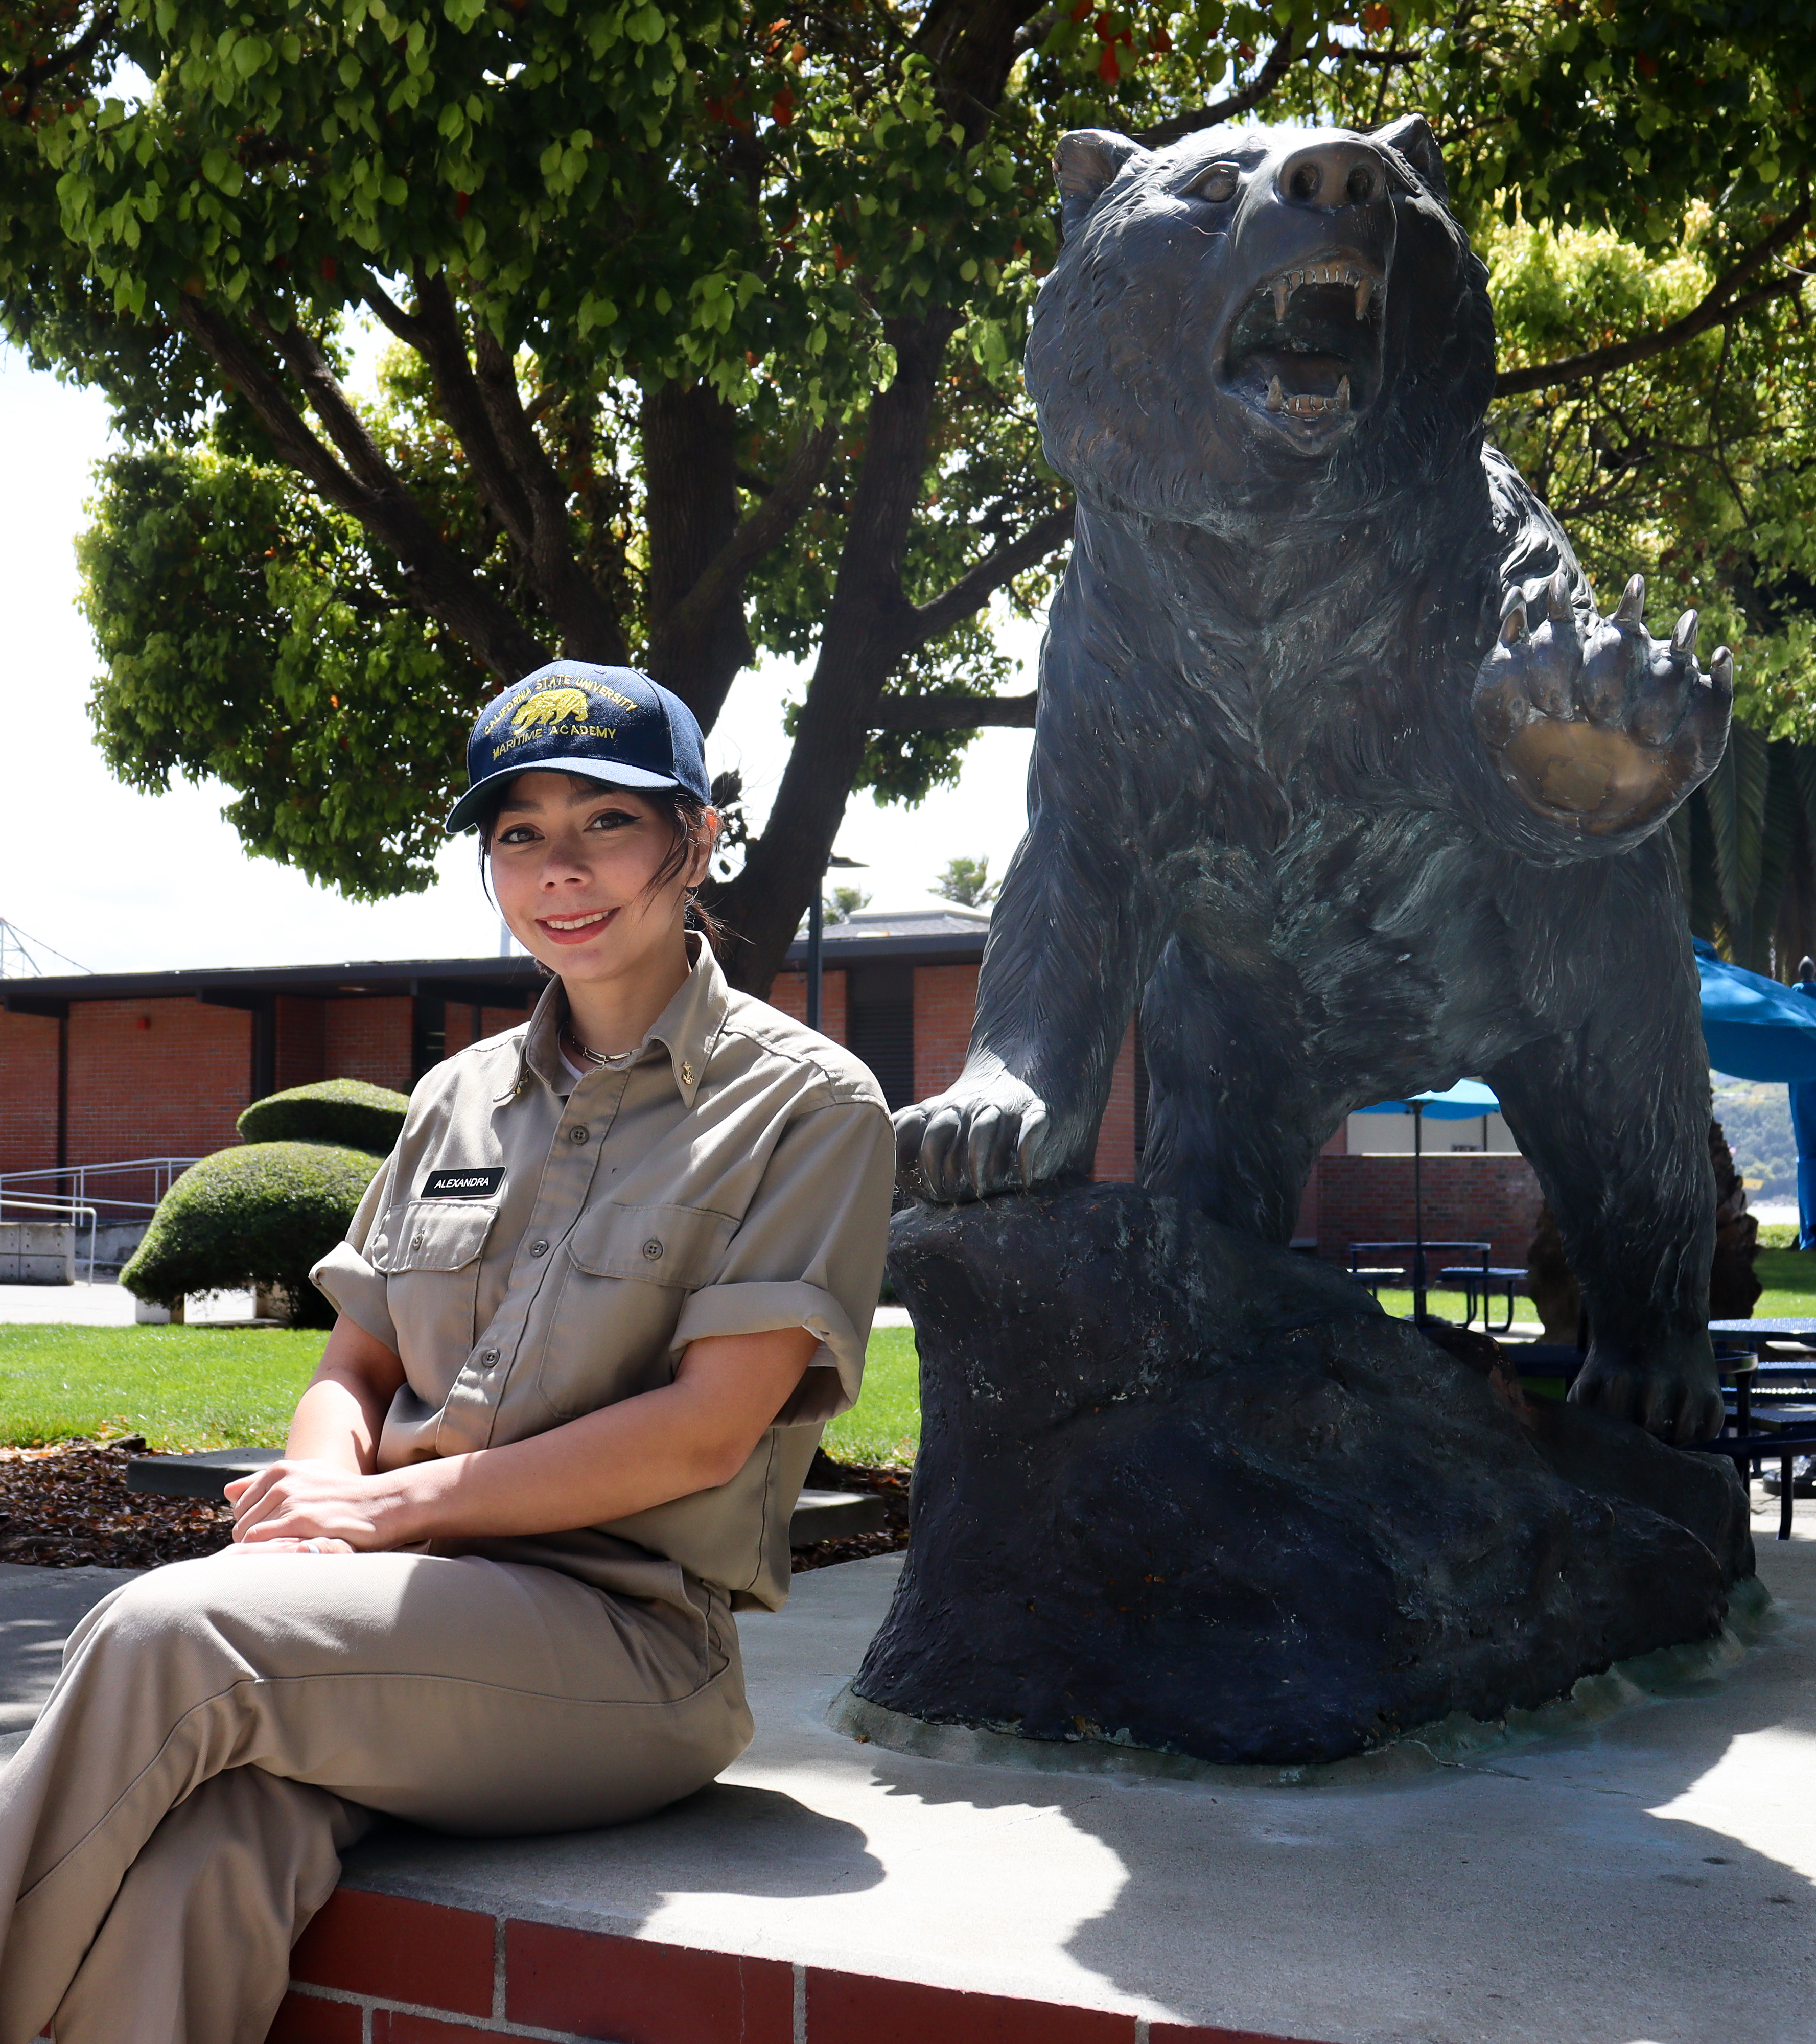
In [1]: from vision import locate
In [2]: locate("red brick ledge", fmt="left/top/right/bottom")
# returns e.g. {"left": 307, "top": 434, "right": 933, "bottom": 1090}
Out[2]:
{"left": 273, "top": 1887, "right": 1334, "bottom": 2044}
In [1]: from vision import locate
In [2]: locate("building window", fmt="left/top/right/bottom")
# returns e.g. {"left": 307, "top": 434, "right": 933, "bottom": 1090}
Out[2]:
{"left": 411, "top": 996, "right": 447, "bottom": 1082}
{"left": 848, "top": 963, "right": 915, "bottom": 1111}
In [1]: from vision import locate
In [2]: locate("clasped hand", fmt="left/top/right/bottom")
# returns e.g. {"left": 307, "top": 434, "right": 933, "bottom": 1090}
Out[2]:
{"left": 224, "top": 1458, "right": 413, "bottom": 1555}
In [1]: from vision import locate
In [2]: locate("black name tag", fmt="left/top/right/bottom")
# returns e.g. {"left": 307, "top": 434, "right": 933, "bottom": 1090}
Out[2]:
{"left": 421, "top": 1167, "right": 505, "bottom": 1200}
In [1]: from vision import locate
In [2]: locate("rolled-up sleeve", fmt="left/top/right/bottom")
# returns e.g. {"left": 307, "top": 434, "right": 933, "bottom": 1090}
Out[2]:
{"left": 309, "top": 1150, "right": 402, "bottom": 1354}
{"left": 668, "top": 1091, "right": 895, "bottom": 1423}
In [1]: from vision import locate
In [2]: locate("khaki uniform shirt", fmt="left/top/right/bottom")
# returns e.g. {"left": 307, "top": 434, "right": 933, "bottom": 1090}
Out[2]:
{"left": 311, "top": 938, "right": 894, "bottom": 1613}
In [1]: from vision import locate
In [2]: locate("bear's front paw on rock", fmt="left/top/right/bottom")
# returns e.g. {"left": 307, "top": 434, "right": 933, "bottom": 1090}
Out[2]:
{"left": 894, "top": 1068, "right": 1061, "bottom": 1203}
{"left": 1472, "top": 568, "right": 1731, "bottom": 839}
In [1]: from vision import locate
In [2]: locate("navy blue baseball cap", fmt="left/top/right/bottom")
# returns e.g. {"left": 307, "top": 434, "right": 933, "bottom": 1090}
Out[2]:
{"left": 446, "top": 662, "right": 711, "bottom": 834}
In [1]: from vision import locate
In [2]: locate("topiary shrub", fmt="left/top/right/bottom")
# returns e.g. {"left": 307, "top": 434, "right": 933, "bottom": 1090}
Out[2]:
{"left": 237, "top": 1077, "right": 408, "bottom": 1155}
{"left": 121, "top": 1143, "right": 383, "bottom": 1328}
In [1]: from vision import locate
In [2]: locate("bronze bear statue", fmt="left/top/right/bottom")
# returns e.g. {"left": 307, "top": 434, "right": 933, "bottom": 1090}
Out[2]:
{"left": 896, "top": 115, "right": 1733, "bottom": 1444}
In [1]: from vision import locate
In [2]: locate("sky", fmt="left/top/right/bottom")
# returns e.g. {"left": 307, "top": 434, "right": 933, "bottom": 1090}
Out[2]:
{"left": 0, "top": 342, "right": 1039, "bottom": 978}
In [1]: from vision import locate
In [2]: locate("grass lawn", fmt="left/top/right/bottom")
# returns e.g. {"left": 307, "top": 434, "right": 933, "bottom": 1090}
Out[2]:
{"left": 1750, "top": 1246, "right": 1816, "bottom": 1317}
{"left": 825, "top": 1325, "right": 920, "bottom": 1469}
{"left": 1367, "top": 1243, "right": 1816, "bottom": 1332}
{"left": 13, "top": 1244, "right": 1814, "bottom": 1461}
{"left": 1371, "top": 1287, "right": 1542, "bottom": 1330}
{"left": 0, "top": 1319, "right": 927, "bottom": 1465}
{"left": 0, "top": 1325, "right": 329, "bottom": 1451}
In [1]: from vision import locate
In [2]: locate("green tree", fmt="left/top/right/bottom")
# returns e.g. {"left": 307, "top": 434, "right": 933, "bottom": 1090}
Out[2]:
{"left": 8, "top": 2, "right": 1816, "bottom": 988}
{"left": 933, "top": 854, "right": 998, "bottom": 908}
{"left": 822, "top": 883, "right": 871, "bottom": 925}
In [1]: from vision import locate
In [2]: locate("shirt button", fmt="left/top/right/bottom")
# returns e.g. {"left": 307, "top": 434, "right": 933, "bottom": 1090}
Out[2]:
{"left": 529, "top": 1239, "right": 549, "bottom": 1258}
{"left": 479, "top": 1349, "right": 499, "bottom": 1367}
{"left": 411, "top": 1232, "right": 425, "bottom": 1251}
{"left": 569, "top": 1126, "right": 590, "bottom": 1145}
{"left": 643, "top": 1238, "right": 664, "bottom": 1261}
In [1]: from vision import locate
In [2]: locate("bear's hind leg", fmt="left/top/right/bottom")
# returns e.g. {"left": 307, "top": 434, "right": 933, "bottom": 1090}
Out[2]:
{"left": 1137, "top": 935, "right": 1323, "bottom": 1241}
{"left": 1485, "top": 984, "right": 1721, "bottom": 1444}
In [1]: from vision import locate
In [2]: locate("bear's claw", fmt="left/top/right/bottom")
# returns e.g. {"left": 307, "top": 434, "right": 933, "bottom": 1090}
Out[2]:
{"left": 895, "top": 1069, "right": 1058, "bottom": 1202}
{"left": 1472, "top": 568, "right": 1731, "bottom": 840}
{"left": 1568, "top": 1349, "right": 1726, "bottom": 1446}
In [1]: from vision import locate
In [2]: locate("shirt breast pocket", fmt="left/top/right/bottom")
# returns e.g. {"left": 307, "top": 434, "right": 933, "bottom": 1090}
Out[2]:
{"left": 369, "top": 1202, "right": 498, "bottom": 1370}
{"left": 534, "top": 1202, "right": 737, "bottom": 1420}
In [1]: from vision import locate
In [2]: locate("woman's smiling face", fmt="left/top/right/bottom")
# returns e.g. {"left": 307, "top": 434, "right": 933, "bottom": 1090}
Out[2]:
{"left": 487, "top": 773, "right": 711, "bottom": 988}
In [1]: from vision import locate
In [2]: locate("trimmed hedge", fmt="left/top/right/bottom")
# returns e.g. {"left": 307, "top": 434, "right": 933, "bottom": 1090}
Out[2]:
{"left": 237, "top": 1077, "right": 408, "bottom": 1154}
{"left": 121, "top": 1143, "right": 383, "bottom": 1329}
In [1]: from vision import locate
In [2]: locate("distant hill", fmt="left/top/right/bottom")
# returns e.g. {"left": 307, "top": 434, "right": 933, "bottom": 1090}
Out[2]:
{"left": 1712, "top": 1075, "right": 1796, "bottom": 1201}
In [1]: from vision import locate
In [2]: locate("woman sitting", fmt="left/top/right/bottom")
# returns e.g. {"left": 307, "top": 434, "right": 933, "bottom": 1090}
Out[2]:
{"left": 0, "top": 664, "right": 894, "bottom": 2043}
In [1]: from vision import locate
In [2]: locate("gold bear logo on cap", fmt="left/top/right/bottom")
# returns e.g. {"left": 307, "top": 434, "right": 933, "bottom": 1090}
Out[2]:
{"left": 511, "top": 686, "right": 592, "bottom": 730}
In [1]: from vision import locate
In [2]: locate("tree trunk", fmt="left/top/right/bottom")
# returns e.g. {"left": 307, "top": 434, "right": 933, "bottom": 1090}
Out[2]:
{"left": 640, "top": 383, "right": 754, "bottom": 728}
{"left": 711, "top": 312, "right": 959, "bottom": 992}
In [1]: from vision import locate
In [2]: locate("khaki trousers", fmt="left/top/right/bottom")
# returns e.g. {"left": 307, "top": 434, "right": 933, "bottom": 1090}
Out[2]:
{"left": 0, "top": 1548, "right": 753, "bottom": 2044}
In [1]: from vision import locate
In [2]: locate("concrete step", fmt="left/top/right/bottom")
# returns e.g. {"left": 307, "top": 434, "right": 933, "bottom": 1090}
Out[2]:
{"left": 124, "top": 1452, "right": 887, "bottom": 1546}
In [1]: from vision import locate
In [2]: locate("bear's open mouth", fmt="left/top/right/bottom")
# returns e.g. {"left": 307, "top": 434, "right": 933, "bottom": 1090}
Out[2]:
{"left": 1221, "top": 254, "right": 1385, "bottom": 438}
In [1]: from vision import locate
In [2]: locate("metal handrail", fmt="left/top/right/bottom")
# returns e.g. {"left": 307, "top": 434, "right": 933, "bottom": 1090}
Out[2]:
{"left": 0, "top": 1194, "right": 100, "bottom": 1284}
{"left": 0, "top": 1156, "right": 200, "bottom": 1219}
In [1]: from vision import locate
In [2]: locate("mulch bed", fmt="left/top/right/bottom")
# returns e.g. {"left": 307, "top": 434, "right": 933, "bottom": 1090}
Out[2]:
{"left": 793, "top": 1452, "right": 912, "bottom": 1572}
{"left": 0, "top": 1440, "right": 234, "bottom": 1570}
{"left": 0, "top": 1439, "right": 910, "bottom": 1573}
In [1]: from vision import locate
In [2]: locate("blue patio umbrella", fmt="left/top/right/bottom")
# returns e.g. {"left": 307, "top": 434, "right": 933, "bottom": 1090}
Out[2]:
{"left": 1693, "top": 939, "right": 1816, "bottom": 1082}
{"left": 1693, "top": 939, "right": 1816, "bottom": 1251}
{"left": 1353, "top": 1080, "right": 1502, "bottom": 1319}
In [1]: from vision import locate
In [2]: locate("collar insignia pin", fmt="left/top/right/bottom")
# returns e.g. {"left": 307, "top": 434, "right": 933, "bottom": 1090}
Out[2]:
{"left": 681, "top": 1060, "right": 694, "bottom": 1085}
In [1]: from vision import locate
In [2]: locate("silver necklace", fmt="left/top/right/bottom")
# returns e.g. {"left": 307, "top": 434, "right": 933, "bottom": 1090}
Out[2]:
{"left": 564, "top": 1026, "right": 638, "bottom": 1069}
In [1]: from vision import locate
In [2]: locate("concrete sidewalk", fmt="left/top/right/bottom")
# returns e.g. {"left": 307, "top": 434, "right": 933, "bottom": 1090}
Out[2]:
{"left": 0, "top": 1282, "right": 140, "bottom": 1325}
{"left": 4, "top": 1508, "right": 1811, "bottom": 2041}
{"left": 0, "top": 1562, "right": 138, "bottom": 1737}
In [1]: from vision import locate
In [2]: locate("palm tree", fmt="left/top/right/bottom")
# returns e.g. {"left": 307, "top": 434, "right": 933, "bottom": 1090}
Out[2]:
{"left": 1674, "top": 729, "right": 1816, "bottom": 979}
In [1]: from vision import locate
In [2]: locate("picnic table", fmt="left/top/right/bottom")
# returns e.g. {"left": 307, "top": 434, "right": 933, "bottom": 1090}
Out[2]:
{"left": 1347, "top": 1240, "right": 1491, "bottom": 1326}
{"left": 1697, "top": 1322, "right": 1816, "bottom": 1536}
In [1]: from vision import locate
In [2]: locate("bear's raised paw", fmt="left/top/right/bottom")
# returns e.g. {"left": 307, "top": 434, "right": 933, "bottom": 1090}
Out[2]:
{"left": 1472, "top": 569, "right": 1731, "bottom": 839}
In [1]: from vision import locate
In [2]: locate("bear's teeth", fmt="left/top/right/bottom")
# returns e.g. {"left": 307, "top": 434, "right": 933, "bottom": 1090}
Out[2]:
{"left": 1278, "top": 380, "right": 1352, "bottom": 418}
{"left": 1273, "top": 278, "right": 1290, "bottom": 323}
{"left": 1354, "top": 277, "right": 1373, "bottom": 318}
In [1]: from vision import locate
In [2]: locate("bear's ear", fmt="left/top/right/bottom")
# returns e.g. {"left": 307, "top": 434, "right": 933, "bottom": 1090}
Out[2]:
{"left": 1053, "top": 129, "right": 1150, "bottom": 239}
{"left": 1371, "top": 114, "right": 1450, "bottom": 206}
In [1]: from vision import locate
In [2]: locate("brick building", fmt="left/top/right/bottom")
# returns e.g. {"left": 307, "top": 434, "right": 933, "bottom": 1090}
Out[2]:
{"left": 0, "top": 904, "right": 1536, "bottom": 1258}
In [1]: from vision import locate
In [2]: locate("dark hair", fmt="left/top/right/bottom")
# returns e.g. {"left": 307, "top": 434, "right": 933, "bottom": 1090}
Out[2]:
{"left": 474, "top": 775, "right": 724, "bottom": 952}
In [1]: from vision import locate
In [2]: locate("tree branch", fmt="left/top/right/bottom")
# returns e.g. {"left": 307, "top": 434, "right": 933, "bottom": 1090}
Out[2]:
{"left": 389, "top": 271, "right": 538, "bottom": 562}
{"left": 1136, "top": 30, "right": 1301, "bottom": 150}
{"left": 250, "top": 309, "right": 418, "bottom": 502}
{"left": 1012, "top": 3, "right": 1066, "bottom": 55}
{"left": 176, "top": 298, "right": 548, "bottom": 680}
{"left": 349, "top": 268, "right": 427, "bottom": 352}
{"left": 871, "top": 690, "right": 1037, "bottom": 731}
{"left": 1496, "top": 204, "right": 1812, "bottom": 396}
{"left": 1, "top": 4, "right": 117, "bottom": 121}
{"left": 899, "top": 501, "right": 1074, "bottom": 653}
{"left": 664, "top": 419, "right": 840, "bottom": 645}
{"left": 471, "top": 326, "right": 629, "bottom": 663}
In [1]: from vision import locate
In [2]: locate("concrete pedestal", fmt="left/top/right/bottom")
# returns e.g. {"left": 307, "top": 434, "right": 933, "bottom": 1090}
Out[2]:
{"left": 271, "top": 1512, "right": 1812, "bottom": 2044}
